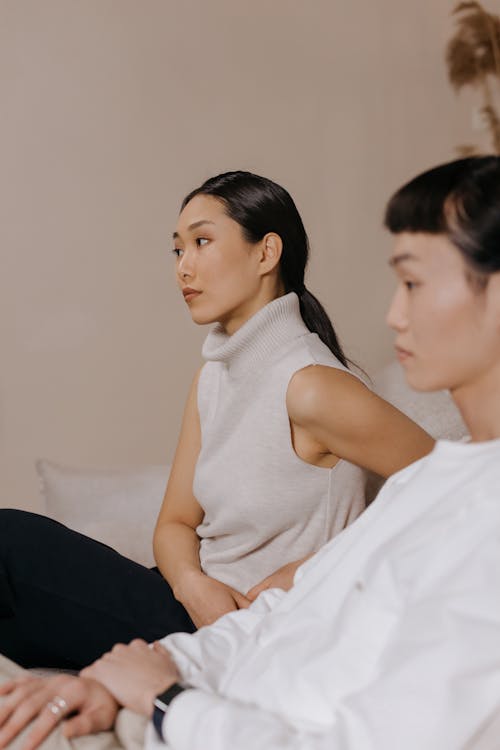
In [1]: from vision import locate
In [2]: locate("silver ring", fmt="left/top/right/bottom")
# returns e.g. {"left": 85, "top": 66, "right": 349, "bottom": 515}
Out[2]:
{"left": 46, "top": 695, "right": 68, "bottom": 718}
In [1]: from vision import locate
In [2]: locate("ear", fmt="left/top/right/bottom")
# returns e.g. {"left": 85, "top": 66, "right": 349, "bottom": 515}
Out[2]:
{"left": 487, "top": 271, "right": 500, "bottom": 331}
{"left": 258, "top": 233, "right": 283, "bottom": 276}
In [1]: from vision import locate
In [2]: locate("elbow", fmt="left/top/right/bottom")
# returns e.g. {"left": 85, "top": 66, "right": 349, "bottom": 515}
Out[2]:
{"left": 152, "top": 519, "right": 169, "bottom": 564}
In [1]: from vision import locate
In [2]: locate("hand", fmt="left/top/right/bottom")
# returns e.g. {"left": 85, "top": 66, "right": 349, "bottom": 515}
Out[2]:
{"left": 81, "top": 639, "right": 179, "bottom": 717}
{"left": 176, "top": 571, "right": 251, "bottom": 628}
{"left": 246, "top": 557, "right": 310, "bottom": 601}
{"left": 0, "top": 672, "right": 118, "bottom": 750}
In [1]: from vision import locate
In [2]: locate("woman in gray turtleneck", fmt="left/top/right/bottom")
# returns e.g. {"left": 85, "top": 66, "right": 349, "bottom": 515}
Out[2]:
{"left": 0, "top": 172, "right": 432, "bottom": 669}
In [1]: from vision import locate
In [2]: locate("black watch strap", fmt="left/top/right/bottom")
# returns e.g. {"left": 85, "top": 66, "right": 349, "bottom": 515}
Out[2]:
{"left": 153, "top": 683, "right": 187, "bottom": 741}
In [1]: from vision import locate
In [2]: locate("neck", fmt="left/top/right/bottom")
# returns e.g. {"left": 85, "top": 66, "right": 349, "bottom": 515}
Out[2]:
{"left": 451, "top": 363, "right": 500, "bottom": 441}
{"left": 219, "top": 280, "right": 286, "bottom": 336}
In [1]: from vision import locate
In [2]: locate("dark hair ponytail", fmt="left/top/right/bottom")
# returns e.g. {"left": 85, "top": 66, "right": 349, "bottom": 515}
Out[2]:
{"left": 297, "top": 289, "right": 349, "bottom": 367}
{"left": 182, "top": 171, "right": 350, "bottom": 368}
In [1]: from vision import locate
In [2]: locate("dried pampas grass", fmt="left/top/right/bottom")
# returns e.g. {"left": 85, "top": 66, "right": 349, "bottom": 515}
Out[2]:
{"left": 446, "top": 1, "right": 500, "bottom": 154}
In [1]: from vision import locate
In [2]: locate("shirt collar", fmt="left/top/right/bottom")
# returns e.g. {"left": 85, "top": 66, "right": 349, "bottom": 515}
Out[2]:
{"left": 202, "top": 292, "right": 309, "bottom": 377}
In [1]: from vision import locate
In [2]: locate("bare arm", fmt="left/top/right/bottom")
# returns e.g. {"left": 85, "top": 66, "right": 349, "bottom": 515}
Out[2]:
{"left": 153, "top": 369, "right": 250, "bottom": 627}
{"left": 247, "top": 366, "right": 434, "bottom": 600}
{"left": 286, "top": 366, "right": 434, "bottom": 478}
{"left": 153, "top": 369, "right": 204, "bottom": 592}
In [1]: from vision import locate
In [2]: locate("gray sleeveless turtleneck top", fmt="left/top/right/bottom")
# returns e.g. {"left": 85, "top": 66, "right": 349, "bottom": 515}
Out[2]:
{"left": 194, "top": 293, "right": 366, "bottom": 593}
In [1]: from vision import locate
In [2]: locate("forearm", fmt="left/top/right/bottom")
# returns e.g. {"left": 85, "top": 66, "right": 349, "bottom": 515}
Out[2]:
{"left": 154, "top": 522, "right": 251, "bottom": 629}
{"left": 153, "top": 522, "right": 203, "bottom": 600}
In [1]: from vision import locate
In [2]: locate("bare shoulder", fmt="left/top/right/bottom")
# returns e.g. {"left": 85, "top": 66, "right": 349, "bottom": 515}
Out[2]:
{"left": 286, "top": 364, "right": 433, "bottom": 477}
{"left": 286, "top": 365, "right": 370, "bottom": 426}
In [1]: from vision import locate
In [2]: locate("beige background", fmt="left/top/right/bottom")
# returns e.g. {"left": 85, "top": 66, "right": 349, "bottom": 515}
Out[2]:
{"left": 0, "top": 0, "right": 491, "bottom": 510}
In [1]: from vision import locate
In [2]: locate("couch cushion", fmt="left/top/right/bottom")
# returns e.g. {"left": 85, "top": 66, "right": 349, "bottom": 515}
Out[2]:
{"left": 36, "top": 460, "right": 170, "bottom": 568}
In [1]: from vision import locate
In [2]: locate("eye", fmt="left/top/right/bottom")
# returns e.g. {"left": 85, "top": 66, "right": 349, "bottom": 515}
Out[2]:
{"left": 196, "top": 237, "right": 209, "bottom": 247}
{"left": 172, "top": 248, "right": 183, "bottom": 257}
{"left": 403, "top": 280, "right": 419, "bottom": 291}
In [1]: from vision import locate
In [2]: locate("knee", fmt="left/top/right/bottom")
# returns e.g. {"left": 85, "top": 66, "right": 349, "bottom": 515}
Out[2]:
{"left": 0, "top": 511, "right": 28, "bottom": 575}
{"left": 0, "top": 509, "right": 45, "bottom": 547}
{"left": 0, "top": 510, "right": 61, "bottom": 580}
{"left": 0, "top": 509, "right": 26, "bottom": 532}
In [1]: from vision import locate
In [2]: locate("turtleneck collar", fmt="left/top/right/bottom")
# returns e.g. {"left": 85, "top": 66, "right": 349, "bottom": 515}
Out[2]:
{"left": 202, "top": 292, "right": 310, "bottom": 377}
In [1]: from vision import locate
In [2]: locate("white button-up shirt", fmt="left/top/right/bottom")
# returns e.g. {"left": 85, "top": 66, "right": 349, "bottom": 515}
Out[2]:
{"left": 148, "top": 439, "right": 500, "bottom": 750}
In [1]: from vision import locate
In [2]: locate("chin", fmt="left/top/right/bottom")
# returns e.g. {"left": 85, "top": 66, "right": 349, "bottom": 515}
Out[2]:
{"left": 400, "top": 363, "right": 449, "bottom": 393}
{"left": 190, "top": 312, "right": 218, "bottom": 326}
{"left": 188, "top": 306, "right": 221, "bottom": 326}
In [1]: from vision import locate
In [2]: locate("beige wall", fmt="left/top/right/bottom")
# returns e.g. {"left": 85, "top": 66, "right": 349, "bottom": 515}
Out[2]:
{"left": 0, "top": 0, "right": 482, "bottom": 510}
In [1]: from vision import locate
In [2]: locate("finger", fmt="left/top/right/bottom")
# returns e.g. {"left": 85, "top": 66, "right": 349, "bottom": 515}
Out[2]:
{"left": 61, "top": 711, "right": 93, "bottom": 739}
{"left": 0, "top": 676, "right": 80, "bottom": 749}
{"left": 110, "top": 642, "right": 127, "bottom": 655}
{"left": 0, "top": 679, "right": 45, "bottom": 731}
{"left": 151, "top": 643, "right": 177, "bottom": 671}
{"left": 20, "top": 706, "right": 70, "bottom": 750}
{"left": 63, "top": 699, "right": 116, "bottom": 740}
{"left": 0, "top": 676, "right": 31, "bottom": 696}
{"left": 17, "top": 683, "right": 83, "bottom": 750}
{"left": 129, "top": 638, "right": 148, "bottom": 650}
{"left": 245, "top": 581, "right": 268, "bottom": 601}
{"left": 152, "top": 641, "right": 168, "bottom": 655}
{"left": 0, "top": 692, "right": 52, "bottom": 748}
{"left": 232, "top": 591, "right": 252, "bottom": 608}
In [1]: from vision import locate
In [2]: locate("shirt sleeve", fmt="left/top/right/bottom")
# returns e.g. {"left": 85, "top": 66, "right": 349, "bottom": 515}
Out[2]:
{"left": 158, "top": 586, "right": 286, "bottom": 688}
{"left": 161, "top": 509, "right": 500, "bottom": 750}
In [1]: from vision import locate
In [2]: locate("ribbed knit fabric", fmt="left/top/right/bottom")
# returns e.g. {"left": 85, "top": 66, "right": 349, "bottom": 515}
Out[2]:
{"left": 194, "top": 293, "right": 366, "bottom": 593}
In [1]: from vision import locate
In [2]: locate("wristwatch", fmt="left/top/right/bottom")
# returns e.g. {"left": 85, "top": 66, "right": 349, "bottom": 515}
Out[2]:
{"left": 152, "top": 683, "right": 187, "bottom": 741}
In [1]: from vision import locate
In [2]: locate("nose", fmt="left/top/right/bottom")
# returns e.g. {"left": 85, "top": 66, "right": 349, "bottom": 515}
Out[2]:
{"left": 177, "top": 247, "right": 195, "bottom": 281}
{"left": 386, "top": 285, "right": 408, "bottom": 332}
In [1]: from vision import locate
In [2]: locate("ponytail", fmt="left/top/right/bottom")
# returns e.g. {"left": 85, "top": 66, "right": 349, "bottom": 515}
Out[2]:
{"left": 297, "top": 287, "right": 349, "bottom": 368}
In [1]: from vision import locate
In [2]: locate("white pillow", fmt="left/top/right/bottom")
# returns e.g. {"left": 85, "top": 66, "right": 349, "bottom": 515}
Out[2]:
{"left": 36, "top": 460, "right": 170, "bottom": 568}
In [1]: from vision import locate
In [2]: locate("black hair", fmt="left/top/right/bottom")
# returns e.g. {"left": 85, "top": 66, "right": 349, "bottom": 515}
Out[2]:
{"left": 384, "top": 156, "right": 500, "bottom": 276}
{"left": 182, "top": 170, "right": 350, "bottom": 367}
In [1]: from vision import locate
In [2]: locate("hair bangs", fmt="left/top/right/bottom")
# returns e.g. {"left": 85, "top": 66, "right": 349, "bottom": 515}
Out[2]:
{"left": 383, "top": 160, "right": 478, "bottom": 234}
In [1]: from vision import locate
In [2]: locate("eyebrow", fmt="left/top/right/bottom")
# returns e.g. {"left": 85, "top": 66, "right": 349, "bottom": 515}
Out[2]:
{"left": 173, "top": 220, "right": 216, "bottom": 240}
{"left": 388, "top": 252, "right": 419, "bottom": 267}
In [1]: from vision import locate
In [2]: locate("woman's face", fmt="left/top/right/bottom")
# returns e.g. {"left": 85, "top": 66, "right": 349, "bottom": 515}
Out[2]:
{"left": 386, "top": 232, "right": 500, "bottom": 394}
{"left": 173, "top": 194, "right": 268, "bottom": 332}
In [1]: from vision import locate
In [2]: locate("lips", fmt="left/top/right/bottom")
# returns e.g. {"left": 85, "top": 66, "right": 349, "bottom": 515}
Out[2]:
{"left": 395, "top": 345, "right": 413, "bottom": 362}
{"left": 182, "top": 288, "right": 201, "bottom": 303}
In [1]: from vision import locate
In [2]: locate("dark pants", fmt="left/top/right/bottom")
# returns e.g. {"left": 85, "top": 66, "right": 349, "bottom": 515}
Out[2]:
{"left": 0, "top": 509, "right": 195, "bottom": 670}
